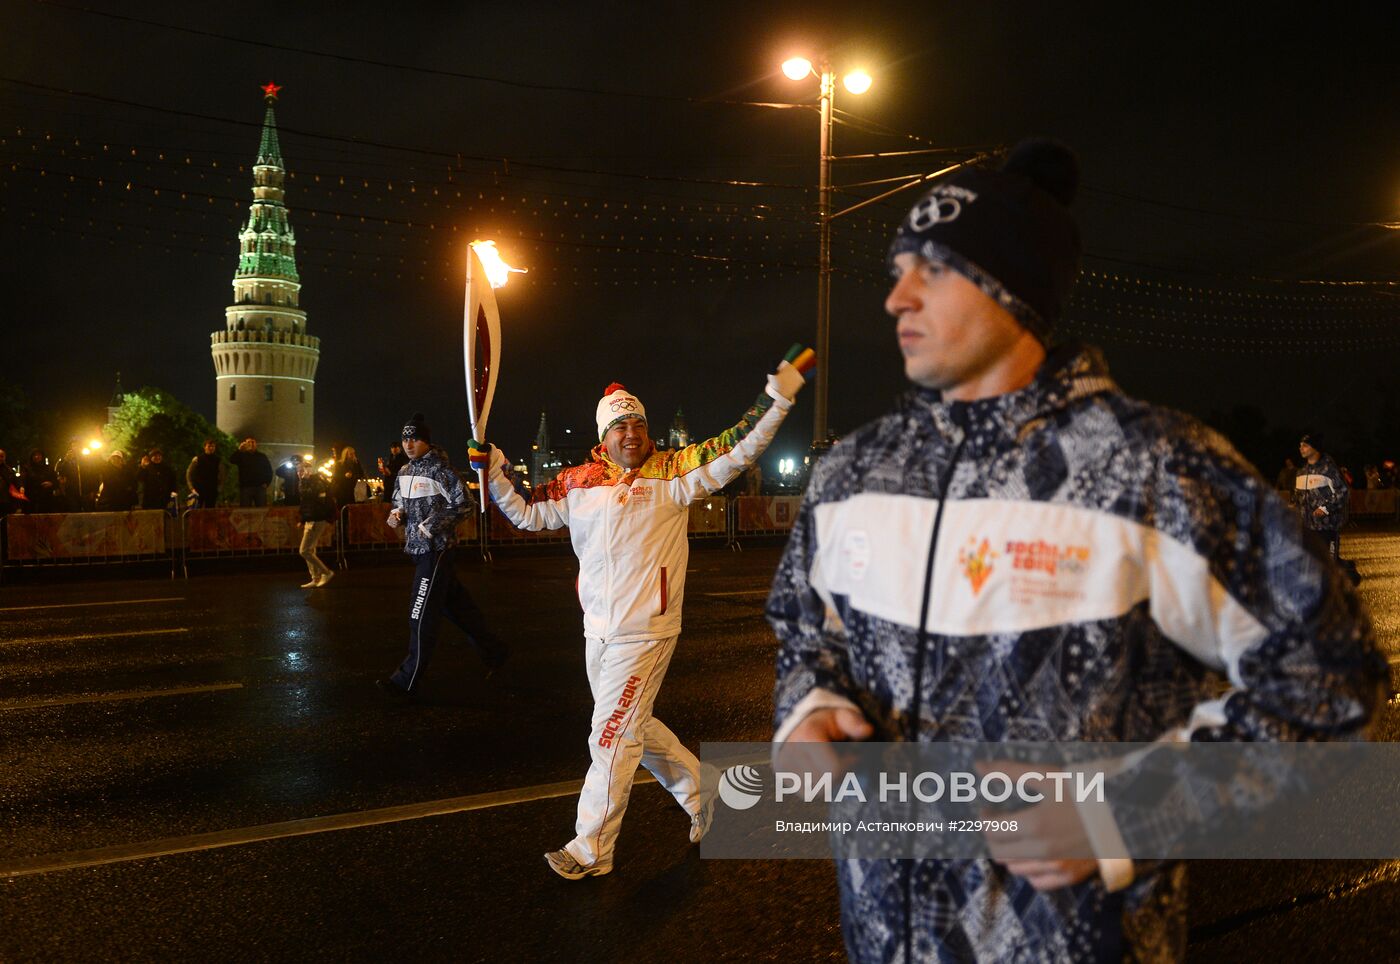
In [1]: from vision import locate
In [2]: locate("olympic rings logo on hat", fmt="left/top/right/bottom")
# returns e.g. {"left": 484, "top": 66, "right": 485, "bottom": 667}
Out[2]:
{"left": 907, "top": 195, "right": 963, "bottom": 231}
{"left": 610, "top": 398, "right": 639, "bottom": 413}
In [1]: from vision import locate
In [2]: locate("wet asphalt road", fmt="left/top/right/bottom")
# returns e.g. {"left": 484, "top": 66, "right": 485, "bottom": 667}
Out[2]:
{"left": 2, "top": 535, "right": 1400, "bottom": 962}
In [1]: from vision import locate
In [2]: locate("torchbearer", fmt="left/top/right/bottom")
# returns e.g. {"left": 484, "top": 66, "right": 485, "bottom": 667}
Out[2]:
{"left": 474, "top": 345, "right": 815, "bottom": 879}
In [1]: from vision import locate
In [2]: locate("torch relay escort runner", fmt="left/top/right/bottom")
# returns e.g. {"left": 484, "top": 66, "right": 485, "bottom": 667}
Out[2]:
{"left": 767, "top": 140, "right": 1384, "bottom": 963}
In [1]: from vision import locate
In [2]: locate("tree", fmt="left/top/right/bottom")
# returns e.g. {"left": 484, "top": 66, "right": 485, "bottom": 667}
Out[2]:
{"left": 106, "top": 387, "right": 238, "bottom": 505}
{"left": 0, "top": 381, "right": 40, "bottom": 457}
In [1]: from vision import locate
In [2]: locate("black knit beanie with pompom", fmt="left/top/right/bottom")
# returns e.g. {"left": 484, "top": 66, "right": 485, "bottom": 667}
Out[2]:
{"left": 887, "top": 139, "right": 1081, "bottom": 342}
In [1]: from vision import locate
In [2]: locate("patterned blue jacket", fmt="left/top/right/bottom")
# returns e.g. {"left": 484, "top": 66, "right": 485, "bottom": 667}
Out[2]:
{"left": 767, "top": 343, "right": 1383, "bottom": 963}
{"left": 391, "top": 450, "right": 469, "bottom": 554}
{"left": 1295, "top": 454, "right": 1349, "bottom": 533}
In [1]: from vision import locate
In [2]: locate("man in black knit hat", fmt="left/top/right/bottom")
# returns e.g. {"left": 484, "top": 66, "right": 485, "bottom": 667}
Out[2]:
{"left": 378, "top": 412, "right": 506, "bottom": 699}
{"left": 767, "top": 141, "right": 1382, "bottom": 962}
{"left": 1296, "top": 433, "right": 1360, "bottom": 584}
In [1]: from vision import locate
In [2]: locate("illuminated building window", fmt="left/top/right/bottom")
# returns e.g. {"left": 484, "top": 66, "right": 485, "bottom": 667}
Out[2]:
{"left": 264, "top": 383, "right": 274, "bottom": 402}
{"left": 299, "top": 386, "right": 306, "bottom": 404}
{"left": 229, "top": 385, "right": 236, "bottom": 401}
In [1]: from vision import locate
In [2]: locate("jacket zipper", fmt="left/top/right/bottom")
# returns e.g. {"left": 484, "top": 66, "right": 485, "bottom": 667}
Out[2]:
{"left": 904, "top": 427, "right": 967, "bottom": 964}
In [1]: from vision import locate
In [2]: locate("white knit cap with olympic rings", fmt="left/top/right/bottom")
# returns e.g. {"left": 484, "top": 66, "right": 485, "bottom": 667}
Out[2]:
{"left": 595, "top": 382, "right": 647, "bottom": 440}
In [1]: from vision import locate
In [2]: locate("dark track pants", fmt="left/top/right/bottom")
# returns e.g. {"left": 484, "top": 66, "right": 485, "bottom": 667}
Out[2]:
{"left": 389, "top": 548, "right": 506, "bottom": 692}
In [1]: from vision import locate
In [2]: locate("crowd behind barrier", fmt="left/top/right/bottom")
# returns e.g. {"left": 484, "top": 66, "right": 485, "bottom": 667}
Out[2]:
{"left": 0, "top": 495, "right": 819, "bottom": 579}
{"left": 6, "top": 489, "right": 1398, "bottom": 580}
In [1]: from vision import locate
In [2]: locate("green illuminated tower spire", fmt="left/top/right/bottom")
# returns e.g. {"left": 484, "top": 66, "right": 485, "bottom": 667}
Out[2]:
{"left": 210, "top": 83, "right": 320, "bottom": 470}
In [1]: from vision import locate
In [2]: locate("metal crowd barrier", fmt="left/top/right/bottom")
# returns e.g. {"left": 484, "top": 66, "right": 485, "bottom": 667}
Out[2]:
{"left": 180, "top": 506, "right": 330, "bottom": 578}
{"left": 337, "top": 503, "right": 481, "bottom": 567}
{"left": 0, "top": 492, "right": 816, "bottom": 581}
{"left": 0, "top": 509, "right": 176, "bottom": 581}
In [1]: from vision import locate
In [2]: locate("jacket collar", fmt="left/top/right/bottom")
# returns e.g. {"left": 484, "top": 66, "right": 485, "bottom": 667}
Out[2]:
{"left": 901, "top": 341, "right": 1119, "bottom": 446}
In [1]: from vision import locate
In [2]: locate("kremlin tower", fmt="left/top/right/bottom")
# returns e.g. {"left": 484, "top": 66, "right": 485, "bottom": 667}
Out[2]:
{"left": 209, "top": 83, "right": 319, "bottom": 467}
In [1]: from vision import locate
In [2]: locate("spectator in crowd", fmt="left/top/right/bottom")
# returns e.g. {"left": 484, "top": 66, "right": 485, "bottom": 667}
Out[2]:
{"left": 229, "top": 436, "right": 274, "bottom": 507}
{"left": 1365, "top": 464, "right": 1382, "bottom": 490}
{"left": 96, "top": 450, "right": 137, "bottom": 511}
{"left": 0, "top": 449, "right": 20, "bottom": 516}
{"left": 378, "top": 442, "right": 408, "bottom": 500}
{"left": 296, "top": 459, "right": 336, "bottom": 588}
{"left": 1275, "top": 457, "right": 1296, "bottom": 492}
{"left": 21, "top": 448, "right": 59, "bottom": 514}
{"left": 275, "top": 455, "right": 304, "bottom": 506}
{"left": 186, "top": 438, "right": 225, "bottom": 508}
{"left": 333, "top": 445, "right": 365, "bottom": 506}
{"left": 56, "top": 439, "right": 84, "bottom": 509}
{"left": 138, "top": 448, "right": 177, "bottom": 510}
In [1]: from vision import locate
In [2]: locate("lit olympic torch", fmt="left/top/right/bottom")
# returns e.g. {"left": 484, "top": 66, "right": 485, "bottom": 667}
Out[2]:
{"left": 464, "top": 240, "right": 525, "bottom": 511}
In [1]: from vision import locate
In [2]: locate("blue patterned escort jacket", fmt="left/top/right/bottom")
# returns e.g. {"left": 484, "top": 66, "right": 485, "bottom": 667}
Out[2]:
{"left": 767, "top": 343, "right": 1385, "bottom": 963}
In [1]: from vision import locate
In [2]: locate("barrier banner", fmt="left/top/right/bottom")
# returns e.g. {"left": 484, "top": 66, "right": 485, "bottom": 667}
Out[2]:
{"left": 736, "top": 495, "right": 802, "bottom": 533}
{"left": 456, "top": 509, "right": 479, "bottom": 543}
{"left": 342, "top": 502, "right": 477, "bottom": 547}
{"left": 345, "top": 503, "right": 401, "bottom": 546}
{"left": 186, "top": 507, "right": 323, "bottom": 552}
{"left": 5, "top": 510, "right": 166, "bottom": 560}
{"left": 1350, "top": 489, "right": 1397, "bottom": 516}
{"left": 487, "top": 504, "right": 570, "bottom": 543}
{"left": 688, "top": 497, "right": 728, "bottom": 535}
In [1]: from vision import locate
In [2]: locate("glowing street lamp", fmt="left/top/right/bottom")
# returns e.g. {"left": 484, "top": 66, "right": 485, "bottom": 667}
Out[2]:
{"left": 781, "top": 55, "right": 872, "bottom": 444}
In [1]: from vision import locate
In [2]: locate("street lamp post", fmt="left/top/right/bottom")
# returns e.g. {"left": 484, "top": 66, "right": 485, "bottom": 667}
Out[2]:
{"left": 816, "top": 64, "right": 834, "bottom": 446}
{"left": 783, "top": 57, "right": 871, "bottom": 445}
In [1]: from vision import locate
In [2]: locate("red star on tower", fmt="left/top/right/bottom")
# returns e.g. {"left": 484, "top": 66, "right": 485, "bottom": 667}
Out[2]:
{"left": 261, "top": 81, "right": 282, "bottom": 101}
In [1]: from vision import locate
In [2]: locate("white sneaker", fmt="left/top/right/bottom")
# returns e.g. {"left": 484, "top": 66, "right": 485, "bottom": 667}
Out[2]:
{"left": 689, "top": 793, "right": 715, "bottom": 844}
{"left": 315, "top": 571, "right": 335, "bottom": 587}
{"left": 544, "top": 848, "right": 610, "bottom": 880}
{"left": 300, "top": 580, "right": 318, "bottom": 589}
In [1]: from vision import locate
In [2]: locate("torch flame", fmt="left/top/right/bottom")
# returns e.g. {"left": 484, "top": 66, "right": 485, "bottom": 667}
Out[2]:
{"left": 470, "top": 240, "right": 527, "bottom": 289}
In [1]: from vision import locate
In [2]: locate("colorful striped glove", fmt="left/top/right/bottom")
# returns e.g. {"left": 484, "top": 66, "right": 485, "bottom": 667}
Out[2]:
{"left": 467, "top": 440, "right": 493, "bottom": 473}
{"left": 765, "top": 343, "right": 818, "bottom": 403}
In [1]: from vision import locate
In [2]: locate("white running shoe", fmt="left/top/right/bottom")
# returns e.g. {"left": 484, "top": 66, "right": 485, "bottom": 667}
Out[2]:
{"left": 689, "top": 793, "right": 715, "bottom": 844}
{"left": 544, "top": 848, "right": 610, "bottom": 880}
{"left": 300, "top": 579, "right": 318, "bottom": 589}
{"left": 314, "top": 571, "right": 335, "bottom": 587}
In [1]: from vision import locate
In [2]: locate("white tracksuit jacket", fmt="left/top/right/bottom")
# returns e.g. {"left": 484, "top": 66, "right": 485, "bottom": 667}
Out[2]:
{"left": 488, "top": 389, "right": 793, "bottom": 641}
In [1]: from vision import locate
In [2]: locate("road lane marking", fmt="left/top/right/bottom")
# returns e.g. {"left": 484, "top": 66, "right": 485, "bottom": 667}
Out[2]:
{"left": 704, "top": 589, "right": 769, "bottom": 597}
{"left": 0, "top": 773, "right": 659, "bottom": 879}
{"left": 0, "top": 682, "right": 243, "bottom": 712}
{"left": 0, "top": 597, "right": 184, "bottom": 614}
{"left": 0, "top": 628, "right": 189, "bottom": 648}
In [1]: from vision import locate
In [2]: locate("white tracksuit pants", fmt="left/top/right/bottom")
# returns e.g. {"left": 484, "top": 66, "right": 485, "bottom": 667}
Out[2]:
{"left": 565, "top": 634, "right": 701, "bottom": 869}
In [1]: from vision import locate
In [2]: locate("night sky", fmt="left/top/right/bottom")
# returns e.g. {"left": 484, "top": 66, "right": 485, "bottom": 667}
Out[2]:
{"left": 4, "top": 2, "right": 1400, "bottom": 475}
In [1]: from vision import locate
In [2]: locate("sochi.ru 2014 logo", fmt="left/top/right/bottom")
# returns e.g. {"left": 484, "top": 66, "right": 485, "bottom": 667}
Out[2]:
{"left": 958, "top": 537, "right": 998, "bottom": 596}
{"left": 718, "top": 764, "right": 765, "bottom": 810}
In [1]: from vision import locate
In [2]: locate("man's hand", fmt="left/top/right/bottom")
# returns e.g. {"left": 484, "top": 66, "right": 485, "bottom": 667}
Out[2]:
{"left": 766, "top": 343, "right": 818, "bottom": 403}
{"left": 1313, "top": 506, "right": 1327, "bottom": 518}
{"left": 386, "top": 507, "right": 403, "bottom": 529}
{"left": 775, "top": 707, "right": 874, "bottom": 778}
{"left": 996, "top": 859, "right": 1099, "bottom": 891}
{"left": 468, "top": 439, "right": 494, "bottom": 474}
{"left": 978, "top": 760, "right": 1101, "bottom": 892}
{"left": 786, "top": 707, "right": 873, "bottom": 743}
